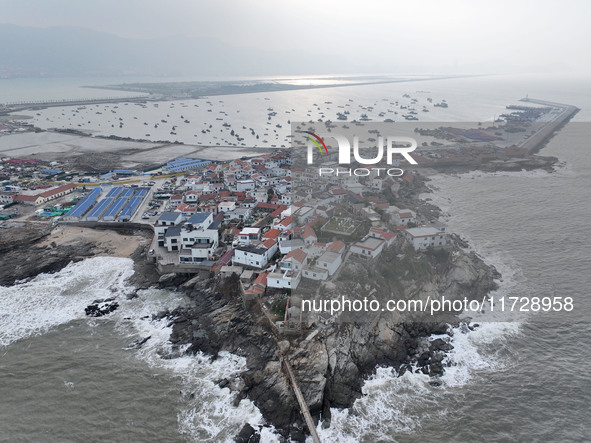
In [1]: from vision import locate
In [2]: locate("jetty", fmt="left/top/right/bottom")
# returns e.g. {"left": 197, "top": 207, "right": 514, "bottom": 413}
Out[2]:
{"left": 0, "top": 95, "right": 150, "bottom": 115}
{"left": 518, "top": 97, "right": 579, "bottom": 154}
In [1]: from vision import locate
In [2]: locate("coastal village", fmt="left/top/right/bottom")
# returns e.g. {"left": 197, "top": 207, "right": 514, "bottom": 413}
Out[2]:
{"left": 0, "top": 96, "right": 579, "bottom": 335}
{"left": 0, "top": 94, "right": 580, "bottom": 443}
{"left": 0, "top": 140, "right": 454, "bottom": 332}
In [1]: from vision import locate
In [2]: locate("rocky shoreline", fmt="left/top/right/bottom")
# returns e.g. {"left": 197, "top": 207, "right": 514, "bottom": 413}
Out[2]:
{"left": 0, "top": 189, "right": 501, "bottom": 442}
{"left": 0, "top": 223, "right": 154, "bottom": 287}
{"left": 150, "top": 233, "right": 498, "bottom": 441}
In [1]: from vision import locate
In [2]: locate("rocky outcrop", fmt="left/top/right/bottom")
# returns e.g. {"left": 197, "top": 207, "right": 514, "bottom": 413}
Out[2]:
{"left": 159, "top": 234, "right": 499, "bottom": 439}
{"left": 0, "top": 241, "right": 93, "bottom": 286}
{"left": 84, "top": 298, "right": 119, "bottom": 317}
{"left": 154, "top": 278, "right": 303, "bottom": 437}
{"left": 159, "top": 239, "right": 496, "bottom": 439}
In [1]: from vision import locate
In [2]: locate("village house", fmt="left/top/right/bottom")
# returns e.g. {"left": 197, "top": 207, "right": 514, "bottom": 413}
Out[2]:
{"left": 403, "top": 226, "right": 449, "bottom": 250}
{"left": 302, "top": 250, "right": 342, "bottom": 281}
{"left": 368, "top": 227, "right": 397, "bottom": 246}
{"left": 350, "top": 236, "right": 386, "bottom": 258}
{"left": 233, "top": 239, "right": 278, "bottom": 268}
{"left": 155, "top": 211, "right": 184, "bottom": 244}
{"left": 163, "top": 213, "right": 219, "bottom": 262}
{"left": 236, "top": 227, "right": 261, "bottom": 244}
{"left": 13, "top": 194, "right": 44, "bottom": 206}
{"left": 267, "top": 248, "right": 307, "bottom": 290}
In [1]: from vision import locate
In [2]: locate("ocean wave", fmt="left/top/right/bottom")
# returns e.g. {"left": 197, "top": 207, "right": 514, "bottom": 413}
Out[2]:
{"left": 0, "top": 257, "right": 134, "bottom": 347}
{"left": 315, "top": 173, "right": 527, "bottom": 442}
{"left": 111, "top": 289, "right": 279, "bottom": 442}
{"left": 314, "top": 319, "right": 521, "bottom": 442}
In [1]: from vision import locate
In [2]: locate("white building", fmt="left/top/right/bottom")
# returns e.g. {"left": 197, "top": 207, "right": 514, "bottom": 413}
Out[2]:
{"left": 156, "top": 211, "right": 184, "bottom": 245}
{"left": 224, "top": 207, "right": 251, "bottom": 222}
{"left": 184, "top": 191, "right": 200, "bottom": 203}
{"left": 278, "top": 238, "right": 305, "bottom": 255}
{"left": 233, "top": 239, "right": 278, "bottom": 268}
{"left": 368, "top": 227, "right": 397, "bottom": 246}
{"left": 302, "top": 266, "right": 328, "bottom": 281}
{"left": 362, "top": 207, "right": 382, "bottom": 225}
{"left": 390, "top": 207, "right": 416, "bottom": 226}
{"left": 237, "top": 227, "right": 261, "bottom": 244}
{"left": 0, "top": 192, "right": 15, "bottom": 205}
{"left": 162, "top": 212, "right": 219, "bottom": 263}
{"left": 236, "top": 179, "right": 255, "bottom": 192}
{"left": 316, "top": 251, "right": 342, "bottom": 276}
{"left": 218, "top": 201, "right": 237, "bottom": 213}
{"left": 403, "top": 226, "right": 448, "bottom": 250}
{"left": 267, "top": 248, "right": 307, "bottom": 290}
{"left": 350, "top": 237, "right": 386, "bottom": 258}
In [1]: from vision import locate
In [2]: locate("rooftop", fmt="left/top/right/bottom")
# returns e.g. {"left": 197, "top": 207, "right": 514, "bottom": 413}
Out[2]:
{"left": 353, "top": 237, "right": 385, "bottom": 251}
{"left": 240, "top": 227, "right": 261, "bottom": 235}
{"left": 404, "top": 226, "right": 444, "bottom": 238}
{"left": 187, "top": 212, "right": 212, "bottom": 225}
{"left": 158, "top": 211, "right": 182, "bottom": 223}
{"left": 318, "top": 251, "right": 342, "bottom": 264}
{"left": 164, "top": 226, "right": 182, "bottom": 238}
{"left": 285, "top": 248, "right": 307, "bottom": 263}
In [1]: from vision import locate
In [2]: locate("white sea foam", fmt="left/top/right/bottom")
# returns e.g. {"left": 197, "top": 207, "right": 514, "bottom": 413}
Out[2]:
{"left": 314, "top": 172, "right": 527, "bottom": 441}
{"left": 0, "top": 257, "right": 274, "bottom": 441}
{"left": 314, "top": 319, "right": 520, "bottom": 442}
{"left": 0, "top": 257, "right": 134, "bottom": 347}
{"left": 111, "top": 288, "right": 278, "bottom": 442}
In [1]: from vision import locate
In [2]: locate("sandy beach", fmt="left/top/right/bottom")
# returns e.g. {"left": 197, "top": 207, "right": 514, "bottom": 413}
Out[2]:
{"left": 38, "top": 224, "right": 149, "bottom": 257}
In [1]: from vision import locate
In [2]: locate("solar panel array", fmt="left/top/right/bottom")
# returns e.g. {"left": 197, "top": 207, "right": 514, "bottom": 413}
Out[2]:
{"left": 86, "top": 197, "right": 114, "bottom": 221}
{"left": 66, "top": 187, "right": 102, "bottom": 219}
{"left": 118, "top": 196, "right": 143, "bottom": 221}
{"left": 106, "top": 186, "right": 123, "bottom": 198}
{"left": 103, "top": 197, "right": 129, "bottom": 221}
{"left": 163, "top": 157, "right": 211, "bottom": 172}
{"left": 64, "top": 187, "right": 149, "bottom": 222}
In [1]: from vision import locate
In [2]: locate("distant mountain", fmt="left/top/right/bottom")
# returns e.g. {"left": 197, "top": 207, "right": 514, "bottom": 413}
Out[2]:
{"left": 0, "top": 24, "right": 340, "bottom": 79}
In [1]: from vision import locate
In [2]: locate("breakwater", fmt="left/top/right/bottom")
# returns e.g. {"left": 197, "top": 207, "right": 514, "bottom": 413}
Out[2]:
{"left": 518, "top": 97, "right": 579, "bottom": 154}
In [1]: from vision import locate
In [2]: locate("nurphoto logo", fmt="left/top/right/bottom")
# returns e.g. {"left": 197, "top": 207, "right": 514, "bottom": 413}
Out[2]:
{"left": 303, "top": 131, "right": 418, "bottom": 177}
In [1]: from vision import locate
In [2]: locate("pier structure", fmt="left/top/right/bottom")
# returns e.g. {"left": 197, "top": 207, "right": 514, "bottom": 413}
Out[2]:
{"left": 518, "top": 97, "right": 579, "bottom": 153}
{"left": 281, "top": 357, "right": 322, "bottom": 443}
{"left": 0, "top": 95, "right": 150, "bottom": 114}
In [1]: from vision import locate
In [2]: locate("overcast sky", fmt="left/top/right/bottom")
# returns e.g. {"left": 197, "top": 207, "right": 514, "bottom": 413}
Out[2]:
{"left": 1, "top": 0, "right": 591, "bottom": 75}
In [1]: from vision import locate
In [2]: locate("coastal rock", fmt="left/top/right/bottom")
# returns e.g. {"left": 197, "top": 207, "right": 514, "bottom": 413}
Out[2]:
{"left": 234, "top": 423, "right": 260, "bottom": 443}
{"left": 0, "top": 240, "right": 94, "bottom": 286}
{"left": 158, "top": 273, "right": 179, "bottom": 287}
{"left": 85, "top": 299, "right": 119, "bottom": 317}
{"left": 429, "top": 361, "right": 444, "bottom": 377}
{"left": 430, "top": 338, "right": 454, "bottom": 352}
{"left": 417, "top": 351, "right": 431, "bottom": 367}
{"left": 180, "top": 275, "right": 203, "bottom": 290}
{"left": 126, "top": 336, "right": 151, "bottom": 349}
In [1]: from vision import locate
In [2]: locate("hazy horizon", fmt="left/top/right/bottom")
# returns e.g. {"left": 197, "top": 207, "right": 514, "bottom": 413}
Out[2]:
{"left": 1, "top": 0, "right": 591, "bottom": 78}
